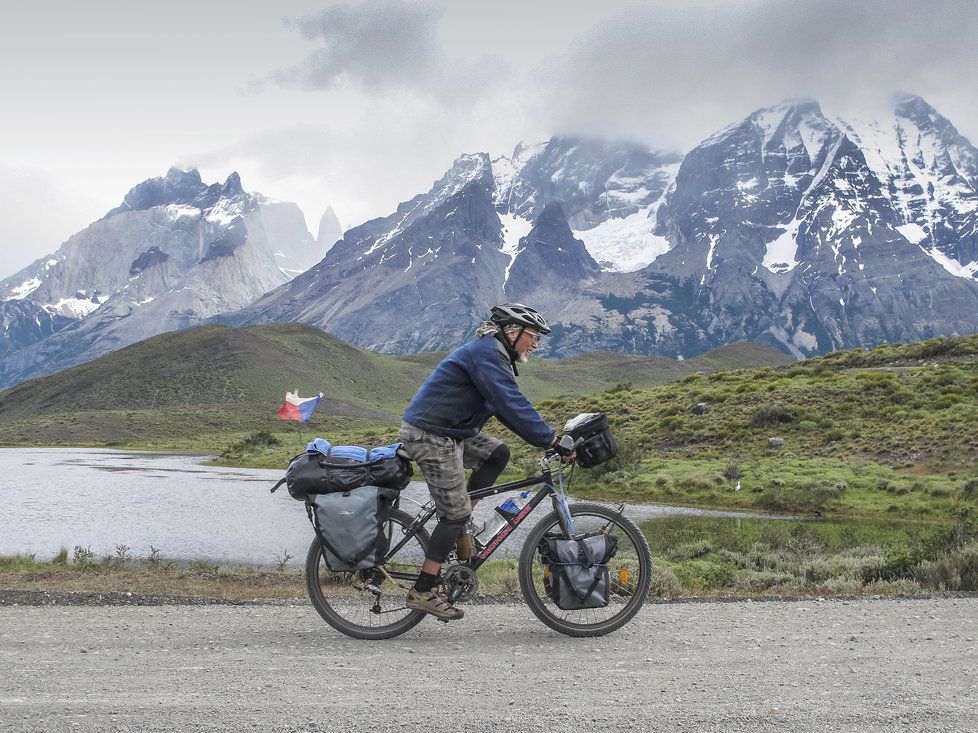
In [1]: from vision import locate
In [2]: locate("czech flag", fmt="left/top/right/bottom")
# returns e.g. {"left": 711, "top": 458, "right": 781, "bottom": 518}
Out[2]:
{"left": 276, "top": 391, "right": 323, "bottom": 422}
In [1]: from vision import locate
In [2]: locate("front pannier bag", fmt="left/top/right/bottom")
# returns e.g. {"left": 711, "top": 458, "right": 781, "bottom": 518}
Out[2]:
{"left": 282, "top": 438, "right": 412, "bottom": 501}
{"left": 539, "top": 533, "right": 619, "bottom": 610}
{"left": 306, "top": 486, "right": 400, "bottom": 572}
{"left": 563, "top": 413, "right": 618, "bottom": 468}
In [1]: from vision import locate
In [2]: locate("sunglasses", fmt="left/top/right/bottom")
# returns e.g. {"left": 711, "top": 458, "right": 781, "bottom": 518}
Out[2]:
{"left": 524, "top": 331, "right": 542, "bottom": 344}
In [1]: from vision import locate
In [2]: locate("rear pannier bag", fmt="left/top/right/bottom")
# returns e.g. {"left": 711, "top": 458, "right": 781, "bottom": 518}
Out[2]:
{"left": 539, "top": 533, "right": 619, "bottom": 610}
{"left": 563, "top": 413, "right": 618, "bottom": 468}
{"left": 306, "top": 486, "right": 400, "bottom": 572}
{"left": 282, "top": 439, "right": 412, "bottom": 501}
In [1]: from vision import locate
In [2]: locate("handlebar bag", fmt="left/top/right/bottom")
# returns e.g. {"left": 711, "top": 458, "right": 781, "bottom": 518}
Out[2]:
{"left": 563, "top": 413, "right": 618, "bottom": 468}
{"left": 282, "top": 439, "right": 413, "bottom": 501}
{"left": 306, "top": 486, "right": 400, "bottom": 572}
{"left": 538, "top": 533, "right": 619, "bottom": 610}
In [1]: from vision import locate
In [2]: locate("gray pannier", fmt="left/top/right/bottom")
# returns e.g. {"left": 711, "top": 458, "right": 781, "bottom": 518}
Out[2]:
{"left": 306, "top": 486, "right": 400, "bottom": 572}
{"left": 539, "top": 533, "right": 619, "bottom": 610}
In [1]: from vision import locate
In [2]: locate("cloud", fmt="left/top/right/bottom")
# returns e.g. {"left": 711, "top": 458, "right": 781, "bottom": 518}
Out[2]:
{"left": 257, "top": 0, "right": 502, "bottom": 104}
{"left": 530, "top": 0, "right": 978, "bottom": 149}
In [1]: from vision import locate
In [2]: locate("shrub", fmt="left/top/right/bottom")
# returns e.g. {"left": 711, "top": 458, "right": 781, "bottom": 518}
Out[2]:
{"left": 73, "top": 545, "right": 97, "bottom": 569}
{"left": 757, "top": 482, "right": 843, "bottom": 513}
{"left": 915, "top": 544, "right": 978, "bottom": 591}
{"left": 667, "top": 540, "right": 714, "bottom": 562}
{"left": 750, "top": 403, "right": 796, "bottom": 428}
{"left": 53, "top": 547, "right": 69, "bottom": 565}
{"left": 723, "top": 460, "right": 744, "bottom": 481}
{"left": 648, "top": 565, "right": 681, "bottom": 597}
{"left": 734, "top": 570, "right": 796, "bottom": 591}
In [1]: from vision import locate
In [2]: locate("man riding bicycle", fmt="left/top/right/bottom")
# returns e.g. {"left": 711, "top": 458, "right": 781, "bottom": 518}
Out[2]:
{"left": 398, "top": 303, "right": 572, "bottom": 621}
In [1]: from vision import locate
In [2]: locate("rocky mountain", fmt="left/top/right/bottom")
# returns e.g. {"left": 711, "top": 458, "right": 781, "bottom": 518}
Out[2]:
{"left": 5, "top": 95, "right": 978, "bottom": 388}
{"left": 0, "top": 168, "right": 321, "bottom": 387}
{"left": 316, "top": 207, "right": 343, "bottom": 252}
{"left": 639, "top": 95, "right": 978, "bottom": 356}
{"left": 228, "top": 95, "right": 978, "bottom": 360}
{"left": 224, "top": 139, "right": 682, "bottom": 349}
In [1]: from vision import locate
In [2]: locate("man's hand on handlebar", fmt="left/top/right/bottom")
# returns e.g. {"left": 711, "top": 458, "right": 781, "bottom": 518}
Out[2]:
{"left": 551, "top": 434, "right": 579, "bottom": 463}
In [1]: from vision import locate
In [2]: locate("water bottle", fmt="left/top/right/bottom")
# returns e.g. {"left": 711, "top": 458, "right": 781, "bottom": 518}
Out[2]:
{"left": 484, "top": 491, "right": 532, "bottom": 539}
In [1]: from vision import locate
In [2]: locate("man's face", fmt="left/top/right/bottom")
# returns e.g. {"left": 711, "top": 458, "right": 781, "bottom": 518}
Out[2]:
{"left": 510, "top": 328, "right": 541, "bottom": 363}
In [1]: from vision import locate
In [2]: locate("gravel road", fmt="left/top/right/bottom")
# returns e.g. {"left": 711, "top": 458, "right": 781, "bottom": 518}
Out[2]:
{"left": 1, "top": 596, "right": 975, "bottom": 733}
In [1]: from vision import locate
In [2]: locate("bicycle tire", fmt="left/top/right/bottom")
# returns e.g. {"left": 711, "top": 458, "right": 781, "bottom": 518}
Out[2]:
{"left": 517, "top": 502, "right": 652, "bottom": 637}
{"left": 305, "top": 508, "right": 430, "bottom": 640}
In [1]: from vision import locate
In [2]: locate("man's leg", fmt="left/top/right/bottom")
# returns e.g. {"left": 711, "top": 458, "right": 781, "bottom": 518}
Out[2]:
{"left": 464, "top": 434, "right": 510, "bottom": 495}
{"left": 397, "top": 422, "right": 470, "bottom": 620}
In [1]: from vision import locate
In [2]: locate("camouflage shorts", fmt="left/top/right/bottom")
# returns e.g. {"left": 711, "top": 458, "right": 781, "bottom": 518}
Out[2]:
{"left": 398, "top": 421, "right": 504, "bottom": 521}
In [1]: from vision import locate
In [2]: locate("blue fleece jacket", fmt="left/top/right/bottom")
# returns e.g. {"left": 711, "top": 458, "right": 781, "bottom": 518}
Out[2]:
{"left": 403, "top": 335, "right": 556, "bottom": 447}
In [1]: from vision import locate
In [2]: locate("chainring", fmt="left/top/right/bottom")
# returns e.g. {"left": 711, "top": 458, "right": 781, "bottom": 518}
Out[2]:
{"left": 442, "top": 564, "right": 479, "bottom": 603}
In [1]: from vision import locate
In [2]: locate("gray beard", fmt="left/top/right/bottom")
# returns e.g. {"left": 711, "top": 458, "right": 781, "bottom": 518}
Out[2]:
{"left": 517, "top": 351, "right": 530, "bottom": 364}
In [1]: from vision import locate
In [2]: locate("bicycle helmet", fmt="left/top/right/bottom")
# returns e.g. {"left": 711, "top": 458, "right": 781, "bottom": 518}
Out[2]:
{"left": 489, "top": 303, "right": 551, "bottom": 334}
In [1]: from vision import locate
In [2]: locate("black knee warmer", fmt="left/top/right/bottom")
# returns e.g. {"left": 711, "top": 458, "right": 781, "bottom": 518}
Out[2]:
{"left": 427, "top": 515, "right": 470, "bottom": 563}
{"left": 467, "top": 444, "right": 510, "bottom": 492}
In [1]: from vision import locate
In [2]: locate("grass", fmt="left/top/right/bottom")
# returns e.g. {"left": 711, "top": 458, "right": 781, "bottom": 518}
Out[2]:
{"left": 641, "top": 510, "right": 978, "bottom": 596}
{"left": 0, "top": 323, "right": 789, "bottom": 448}
{"left": 508, "top": 333, "right": 978, "bottom": 521}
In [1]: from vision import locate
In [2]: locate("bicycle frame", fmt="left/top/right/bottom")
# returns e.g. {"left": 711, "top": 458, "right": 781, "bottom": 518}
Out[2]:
{"left": 382, "top": 457, "right": 576, "bottom": 582}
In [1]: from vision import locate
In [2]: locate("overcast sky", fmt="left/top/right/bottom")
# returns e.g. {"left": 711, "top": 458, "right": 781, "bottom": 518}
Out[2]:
{"left": 2, "top": 0, "right": 977, "bottom": 279}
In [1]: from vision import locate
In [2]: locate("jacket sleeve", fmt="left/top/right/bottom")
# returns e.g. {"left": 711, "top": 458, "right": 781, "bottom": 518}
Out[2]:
{"left": 468, "top": 346, "right": 556, "bottom": 448}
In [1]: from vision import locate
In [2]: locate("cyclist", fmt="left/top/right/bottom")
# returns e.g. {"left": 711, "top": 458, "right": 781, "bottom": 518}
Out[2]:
{"left": 398, "top": 303, "right": 571, "bottom": 620}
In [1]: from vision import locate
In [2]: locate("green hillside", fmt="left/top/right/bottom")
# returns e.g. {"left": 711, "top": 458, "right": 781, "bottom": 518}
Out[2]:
{"left": 522, "top": 334, "right": 978, "bottom": 521}
{"left": 0, "top": 323, "right": 789, "bottom": 447}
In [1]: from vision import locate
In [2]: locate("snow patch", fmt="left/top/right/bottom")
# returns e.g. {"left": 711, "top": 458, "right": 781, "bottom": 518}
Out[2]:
{"left": 573, "top": 204, "right": 671, "bottom": 272}
{"left": 897, "top": 223, "right": 927, "bottom": 244}
{"left": 921, "top": 246, "right": 978, "bottom": 279}
{"left": 498, "top": 212, "right": 533, "bottom": 284}
{"left": 762, "top": 225, "right": 801, "bottom": 274}
{"left": 44, "top": 295, "right": 106, "bottom": 318}
{"left": 205, "top": 199, "right": 243, "bottom": 226}
{"left": 6, "top": 277, "right": 42, "bottom": 300}
{"left": 164, "top": 204, "right": 201, "bottom": 221}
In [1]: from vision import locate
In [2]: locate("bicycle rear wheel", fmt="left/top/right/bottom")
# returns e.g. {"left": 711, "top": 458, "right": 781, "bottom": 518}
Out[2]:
{"left": 518, "top": 502, "right": 652, "bottom": 637}
{"left": 305, "top": 508, "right": 430, "bottom": 640}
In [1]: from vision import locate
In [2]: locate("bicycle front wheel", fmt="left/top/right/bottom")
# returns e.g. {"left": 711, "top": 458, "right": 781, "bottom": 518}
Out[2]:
{"left": 305, "top": 508, "right": 430, "bottom": 640}
{"left": 518, "top": 502, "right": 652, "bottom": 637}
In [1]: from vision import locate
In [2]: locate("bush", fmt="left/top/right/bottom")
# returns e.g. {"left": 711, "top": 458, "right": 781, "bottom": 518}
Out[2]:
{"left": 749, "top": 403, "right": 796, "bottom": 428}
{"left": 667, "top": 540, "right": 713, "bottom": 562}
{"left": 73, "top": 545, "right": 97, "bottom": 569}
{"left": 914, "top": 544, "right": 978, "bottom": 591}
{"left": 757, "top": 482, "right": 844, "bottom": 513}
{"left": 221, "top": 430, "right": 282, "bottom": 459}
{"left": 648, "top": 565, "right": 681, "bottom": 597}
{"left": 734, "top": 570, "right": 796, "bottom": 591}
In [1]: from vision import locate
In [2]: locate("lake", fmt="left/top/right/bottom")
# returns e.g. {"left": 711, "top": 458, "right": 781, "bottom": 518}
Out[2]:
{"left": 0, "top": 448, "right": 798, "bottom": 567}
